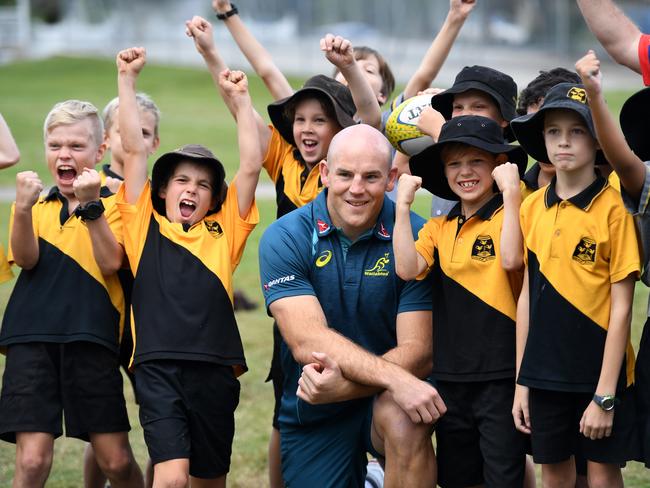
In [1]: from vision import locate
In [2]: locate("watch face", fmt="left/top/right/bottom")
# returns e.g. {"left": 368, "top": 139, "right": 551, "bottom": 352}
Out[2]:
{"left": 85, "top": 202, "right": 104, "bottom": 219}
{"left": 601, "top": 397, "right": 615, "bottom": 410}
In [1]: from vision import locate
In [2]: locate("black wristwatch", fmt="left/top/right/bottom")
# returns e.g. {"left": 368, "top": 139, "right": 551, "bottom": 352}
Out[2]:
{"left": 592, "top": 394, "right": 616, "bottom": 411}
{"left": 216, "top": 3, "right": 238, "bottom": 20}
{"left": 75, "top": 200, "right": 105, "bottom": 222}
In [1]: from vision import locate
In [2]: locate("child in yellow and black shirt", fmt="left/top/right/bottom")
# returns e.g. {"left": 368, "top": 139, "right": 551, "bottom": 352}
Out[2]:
{"left": 393, "top": 115, "right": 529, "bottom": 488}
{"left": 511, "top": 82, "right": 640, "bottom": 487}
{"left": 0, "top": 100, "right": 143, "bottom": 487}
{"left": 115, "top": 47, "right": 260, "bottom": 485}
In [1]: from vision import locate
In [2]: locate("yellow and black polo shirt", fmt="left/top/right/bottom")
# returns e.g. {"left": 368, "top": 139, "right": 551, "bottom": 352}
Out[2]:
{"left": 116, "top": 179, "right": 258, "bottom": 375}
{"left": 264, "top": 125, "right": 323, "bottom": 218}
{"left": 519, "top": 176, "right": 640, "bottom": 393}
{"left": 0, "top": 244, "right": 13, "bottom": 284}
{"left": 415, "top": 194, "right": 522, "bottom": 382}
{"left": 0, "top": 187, "right": 125, "bottom": 353}
{"left": 99, "top": 164, "right": 122, "bottom": 186}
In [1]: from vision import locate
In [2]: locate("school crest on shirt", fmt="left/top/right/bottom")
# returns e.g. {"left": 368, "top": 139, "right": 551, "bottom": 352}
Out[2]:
{"left": 471, "top": 235, "right": 496, "bottom": 262}
{"left": 365, "top": 253, "right": 390, "bottom": 277}
{"left": 567, "top": 87, "right": 587, "bottom": 104}
{"left": 572, "top": 237, "right": 596, "bottom": 265}
{"left": 204, "top": 220, "right": 223, "bottom": 239}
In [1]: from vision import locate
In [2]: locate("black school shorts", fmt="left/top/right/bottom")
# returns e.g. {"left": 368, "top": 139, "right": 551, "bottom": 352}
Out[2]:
{"left": 0, "top": 342, "right": 130, "bottom": 443}
{"left": 529, "top": 386, "right": 640, "bottom": 465}
{"left": 135, "top": 360, "right": 240, "bottom": 479}
{"left": 435, "top": 379, "right": 526, "bottom": 488}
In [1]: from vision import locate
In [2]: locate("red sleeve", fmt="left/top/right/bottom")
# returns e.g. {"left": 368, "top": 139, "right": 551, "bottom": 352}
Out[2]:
{"left": 638, "top": 34, "right": 650, "bottom": 86}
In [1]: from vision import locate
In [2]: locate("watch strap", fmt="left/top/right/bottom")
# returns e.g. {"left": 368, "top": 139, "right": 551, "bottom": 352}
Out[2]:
{"left": 216, "top": 3, "right": 238, "bottom": 20}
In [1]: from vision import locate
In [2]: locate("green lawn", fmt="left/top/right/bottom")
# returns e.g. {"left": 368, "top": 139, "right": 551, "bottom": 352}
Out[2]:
{"left": 0, "top": 57, "right": 649, "bottom": 486}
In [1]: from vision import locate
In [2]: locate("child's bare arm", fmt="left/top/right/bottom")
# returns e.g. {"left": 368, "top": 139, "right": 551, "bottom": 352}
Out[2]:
{"left": 580, "top": 274, "right": 634, "bottom": 440}
{"left": 73, "top": 168, "right": 124, "bottom": 275}
{"left": 0, "top": 113, "right": 19, "bottom": 169}
{"left": 117, "top": 47, "right": 149, "bottom": 204}
{"left": 493, "top": 162, "right": 523, "bottom": 271}
{"left": 219, "top": 69, "right": 262, "bottom": 218}
{"left": 403, "top": 0, "right": 476, "bottom": 99}
{"left": 212, "top": 0, "right": 294, "bottom": 100}
{"left": 186, "top": 16, "right": 272, "bottom": 156}
{"left": 576, "top": 50, "right": 646, "bottom": 200}
{"left": 513, "top": 271, "right": 531, "bottom": 434}
{"left": 11, "top": 171, "right": 43, "bottom": 269}
{"left": 393, "top": 174, "right": 429, "bottom": 280}
{"left": 321, "top": 34, "right": 382, "bottom": 129}
{"left": 417, "top": 106, "right": 446, "bottom": 141}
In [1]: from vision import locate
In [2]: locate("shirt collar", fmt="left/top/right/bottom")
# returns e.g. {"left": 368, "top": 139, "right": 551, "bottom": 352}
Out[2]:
{"left": 44, "top": 185, "right": 114, "bottom": 203}
{"left": 522, "top": 163, "right": 541, "bottom": 190}
{"left": 544, "top": 175, "right": 608, "bottom": 211}
{"left": 312, "top": 189, "right": 394, "bottom": 241}
{"left": 102, "top": 164, "right": 124, "bottom": 180}
{"left": 446, "top": 193, "right": 504, "bottom": 221}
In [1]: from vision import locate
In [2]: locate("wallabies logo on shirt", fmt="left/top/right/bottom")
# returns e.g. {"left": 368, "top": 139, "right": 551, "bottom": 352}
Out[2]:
{"left": 205, "top": 220, "right": 223, "bottom": 239}
{"left": 365, "top": 253, "right": 390, "bottom": 277}
{"left": 567, "top": 87, "right": 587, "bottom": 104}
{"left": 572, "top": 237, "right": 596, "bottom": 265}
{"left": 471, "top": 235, "right": 496, "bottom": 262}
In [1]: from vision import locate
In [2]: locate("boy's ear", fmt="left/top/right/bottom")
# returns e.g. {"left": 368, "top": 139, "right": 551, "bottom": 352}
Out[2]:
{"left": 377, "top": 92, "right": 387, "bottom": 105}
{"left": 495, "top": 153, "right": 508, "bottom": 165}
{"left": 94, "top": 142, "right": 107, "bottom": 164}
{"left": 158, "top": 184, "right": 167, "bottom": 199}
{"left": 151, "top": 136, "right": 161, "bottom": 155}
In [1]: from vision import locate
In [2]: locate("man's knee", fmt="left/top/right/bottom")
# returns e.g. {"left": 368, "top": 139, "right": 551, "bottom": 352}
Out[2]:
{"left": 153, "top": 460, "right": 190, "bottom": 488}
{"left": 92, "top": 434, "right": 137, "bottom": 481}
{"left": 373, "top": 392, "right": 433, "bottom": 449}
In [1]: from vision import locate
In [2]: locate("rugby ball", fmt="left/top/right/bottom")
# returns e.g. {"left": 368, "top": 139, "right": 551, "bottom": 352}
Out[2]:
{"left": 385, "top": 94, "right": 434, "bottom": 156}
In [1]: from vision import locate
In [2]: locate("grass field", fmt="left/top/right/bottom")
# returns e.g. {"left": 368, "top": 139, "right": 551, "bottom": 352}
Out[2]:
{"left": 0, "top": 56, "right": 649, "bottom": 486}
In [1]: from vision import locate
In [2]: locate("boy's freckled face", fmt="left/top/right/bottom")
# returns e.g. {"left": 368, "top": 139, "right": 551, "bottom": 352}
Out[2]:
{"left": 543, "top": 109, "right": 599, "bottom": 173}
{"left": 45, "top": 120, "right": 104, "bottom": 198}
{"left": 452, "top": 90, "right": 507, "bottom": 128}
{"left": 292, "top": 99, "right": 341, "bottom": 168}
{"left": 159, "top": 161, "right": 217, "bottom": 227}
{"left": 443, "top": 146, "right": 500, "bottom": 208}
{"left": 104, "top": 108, "right": 160, "bottom": 167}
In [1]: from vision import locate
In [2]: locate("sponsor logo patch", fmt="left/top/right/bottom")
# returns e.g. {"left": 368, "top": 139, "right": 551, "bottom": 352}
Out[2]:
{"left": 365, "top": 253, "right": 390, "bottom": 277}
{"left": 263, "top": 275, "right": 296, "bottom": 291}
{"left": 377, "top": 222, "right": 390, "bottom": 238}
{"left": 572, "top": 237, "right": 596, "bottom": 265}
{"left": 317, "top": 219, "right": 330, "bottom": 234}
{"left": 471, "top": 235, "right": 496, "bottom": 262}
{"left": 315, "top": 250, "right": 333, "bottom": 268}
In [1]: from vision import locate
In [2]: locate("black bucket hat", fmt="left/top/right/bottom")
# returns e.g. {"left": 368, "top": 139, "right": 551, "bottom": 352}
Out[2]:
{"left": 267, "top": 75, "right": 356, "bottom": 146}
{"left": 620, "top": 87, "right": 650, "bottom": 162}
{"left": 151, "top": 144, "right": 226, "bottom": 216}
{"left": 510, "top": 82, "right": 607, "bottom": 165}
{"left": 409, "top": 115, "right": 528, "bottom": 201}
{"left": 430, "top": 65, "right": 518, "bottom": 142}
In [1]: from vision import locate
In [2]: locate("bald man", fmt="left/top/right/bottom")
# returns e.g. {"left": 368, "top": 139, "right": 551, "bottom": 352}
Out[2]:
{"left": 259, "top": 124, "right": 445, "bottom": 487}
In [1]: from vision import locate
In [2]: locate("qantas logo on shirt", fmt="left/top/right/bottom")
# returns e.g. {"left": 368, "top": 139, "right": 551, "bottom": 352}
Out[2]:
{"left": 377, "top": 222, "right": 390, "bottom": 238}
{"left": 471, "top": 235, "right": 496, "bottom": 262}
{"left": 364, "top": 253, "right": 390, "bottom": 277}
{"left": 315, "top": 250, "right": 333, "bottom": 268}
{"left": 263, "top": 275, "right": 296, "bottom": 291}
{"left": 317, "top": 219, "right": 330, "bottom": 234}
{"left": 572, "top": 237, "right": 596, "bottom": 265}
{"left": 204, "top": 220, "right": 223, "bottom": 239}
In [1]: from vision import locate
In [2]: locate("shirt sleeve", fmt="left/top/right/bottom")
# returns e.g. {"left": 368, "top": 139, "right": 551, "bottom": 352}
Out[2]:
{"left": 259, "top": 220, "right": 316, "bottom": 311}
{"left": 609, "top": 206, "right": 641, "bottom": 284}
{"left": 213, "top": 177, "right": 259, "bottom": 269}
{"left": 102, "top": 194, "right": 124, "bottom": 247}
{"left": 115, "top": 181, "right": 154, "bottom": 275}
{"left": 414, "top": 217, "right": 439, "bottom": 276}
{"left": 263, "top": 125, "right": 293, "bottom": 182}
{"left": 639, "top": 34, "right": 650, "bottom": 86}
{"left": 0, "top": 242, "right": 13, "bottom": 283}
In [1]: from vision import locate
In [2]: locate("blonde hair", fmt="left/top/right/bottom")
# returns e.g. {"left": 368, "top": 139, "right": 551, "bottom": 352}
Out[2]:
{"left": 43, "top": 100, "right": 103, "bottom": 146}
{"left": 102, "top": 92, "right": 161, "bottom": 137}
